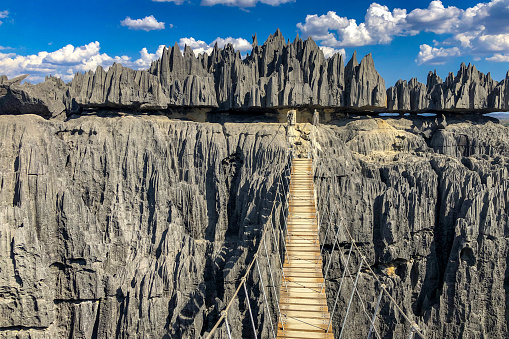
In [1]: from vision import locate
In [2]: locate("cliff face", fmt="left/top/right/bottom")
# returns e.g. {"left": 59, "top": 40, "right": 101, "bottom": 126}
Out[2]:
{"left": 387, "top": 64, "right": 508, "bottom": 111}
{"left": 0, "top": 115, "right": 286, "bottom": 338}
{"left": 1, "top": 113, "right": 509, "bottom": 338}
{"left": 313, "top": 115, "right": 509, "bottom": 338}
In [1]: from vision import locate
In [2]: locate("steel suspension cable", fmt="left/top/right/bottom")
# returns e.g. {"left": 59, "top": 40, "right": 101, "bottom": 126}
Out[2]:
{"left": 256, "top": 255, "right": 277, "bottom": 339}
{"left": 263, "top": 234, "right": 285, "bottom": 331}
{"left": 337, "top": 258, "right": 364, "bottom": 338}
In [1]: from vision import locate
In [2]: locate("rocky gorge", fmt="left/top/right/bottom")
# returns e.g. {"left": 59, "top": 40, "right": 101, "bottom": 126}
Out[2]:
{"left": 1, "top": 29, "right": 509, "bottom": 339}
{"left": 1, "top": 112, "right": 509, "bottom": 338}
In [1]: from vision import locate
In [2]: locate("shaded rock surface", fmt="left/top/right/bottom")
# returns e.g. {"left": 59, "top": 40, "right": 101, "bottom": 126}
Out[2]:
{"left": 313, "top": 115, "right": 509, "bottom": 338}
{"left": 2, "top": 112, "right": 509, "bottom": 338}
{"left": 0, "top": 115, "right": 287, "bottom": 338}
{"left": 0, "top": 76, "right": 67, "bottom": 119}
{"left": 387, "top": 64, "right": 509, "bottom": 111}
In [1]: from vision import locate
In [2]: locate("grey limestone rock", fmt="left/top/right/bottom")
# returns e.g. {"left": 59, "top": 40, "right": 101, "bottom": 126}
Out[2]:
{"left": 314, "top": 115, "right": 509, "bottom": 338}
{"left": 0, "top": 115, "right": 287, "bottom": 338}
{"left": 0, "top": 30, "right": 390, "bottom": 117}
{"left": 0, "top": 75, "right": 67, "bottom": 118}
{"left": 388, "top": 63, "right": 507, "bottom": 111}
{"left": 2, "top": 113, "right": 509, "bottom": 338}
{"left": 491, "top": 70, "right": 509, "bottom": 109}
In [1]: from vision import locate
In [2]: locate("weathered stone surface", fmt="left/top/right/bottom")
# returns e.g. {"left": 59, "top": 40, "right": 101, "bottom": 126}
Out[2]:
{"left": 0, "top": 115, "right": 287, "bottom": 338}
{"left": 0, "top": 30, "right": 390, "bottom": 117}
{"left": 0, "top": 75, "right": 67, "bottom": 118}
{"left": 2, "top": 112, "right": 509, "bottom": 338}
{"left": 388, "top": 63, "right": 508, "bottom": 111}
{"left": 491, "top": 71, "right": 509, "bottom": 110}
{"left": 312, "top": 115, "right": 509, "bottom": 338}
{"left": 387, "top": 78, "right": 428, "bottom": 110}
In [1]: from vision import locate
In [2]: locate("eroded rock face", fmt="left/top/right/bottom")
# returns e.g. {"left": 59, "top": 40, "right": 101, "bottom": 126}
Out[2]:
{"left": 0, "top": 76, "right": 67, "bottom": 119}
{"left": 0, "top": 30, "right": 388, "bottom": 117}
{"left": 387, "top": 64, "right": 508, "bottom": 111}
{"left": 313, "top": 115, "right": 509, "bottom": 338}
{"left": 0, "top": 115, "right": 287, "bottom": 338}
{"left": 2, "top": 113, "right": 509, "bottom": 338}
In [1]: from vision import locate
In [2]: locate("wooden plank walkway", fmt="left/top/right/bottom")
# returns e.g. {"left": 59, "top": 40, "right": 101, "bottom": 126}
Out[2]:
{"left": 277, "top": 158, "right": 334, "bottom": 339}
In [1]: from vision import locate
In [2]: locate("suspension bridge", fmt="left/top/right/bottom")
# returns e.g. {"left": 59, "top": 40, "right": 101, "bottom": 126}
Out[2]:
{"left": 205, "top": 111, "right": 425, "bottom": 339}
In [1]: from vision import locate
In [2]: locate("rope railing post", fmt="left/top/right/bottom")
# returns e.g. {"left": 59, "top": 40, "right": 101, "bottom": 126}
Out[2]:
{"left": 338, "top": 257, "right": 364, "bottom": 338}
{"left": 327, "top": 242, "right": 354, "bottom": 333}
{"left": 222, "top": 311, "right": 232, "bottom": 339}
{"left": 242, "top": 278, "right": 258, "bottom": 339}
{"left": 256, "top": 254, "right": 277, "bottom": 339}
{"left": 263, "top": 234, "right": 285, "bottom": 331}
{"left": 321, "top": 220, "right": 342, "bottom": 292}
{"left": 367, "top": 285, "right": 385, "bottom": 339}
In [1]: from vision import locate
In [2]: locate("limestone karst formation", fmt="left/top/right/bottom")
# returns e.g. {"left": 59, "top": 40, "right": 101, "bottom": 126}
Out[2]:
{"left": 386, "top": 64, "right": 509, "bottom": 111}
{"left": 2, "top": 29, "right": 388, "bottom": 118}
{"left": 0, "top": 29, "right": 508, "bottom": 119}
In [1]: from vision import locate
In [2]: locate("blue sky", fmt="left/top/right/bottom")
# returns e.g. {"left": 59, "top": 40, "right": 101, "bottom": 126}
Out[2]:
{"left": 0, "top": 0, "right": 508, "bottom": 86}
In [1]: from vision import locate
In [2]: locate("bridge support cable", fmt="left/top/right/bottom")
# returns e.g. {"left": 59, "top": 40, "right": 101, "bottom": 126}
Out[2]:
{"left": 222, "top": 311, "right": 232, "bottom": 339}
{"left": 204, "top": 125, "right": 290, "bottom": 339}
{"left": 256, "top": 255, "right": 277, "bottom": 339}
{"left": 328, "top": 242, "right": 353, "bottom": 333}
{"left": 367, "top": 286, "right": 385, "bottom": 339}
{"left": 319, "top": 204, "right": 337, "bottom": 258}
{"left": 263, "top": 234, "right": 285, "bottom": 330}
{"left": 242, "top": 279, "right": 258, "bottom": 339}
{"left": 274, "top": 181, "right": 291, "bottom": 269}
{"left": 321, "top": 219, "right": 343, "bottom": 293}
{"left": 337, "top": 258, "right": 364, "bottom": 337}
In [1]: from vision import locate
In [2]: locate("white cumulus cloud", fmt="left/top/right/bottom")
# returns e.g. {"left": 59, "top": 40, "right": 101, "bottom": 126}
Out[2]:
{"left": 178, "top": 37, "right": 252, "bottom": 56}
{"left": 319, "top": 46, "right": 346, "bottom": 59}
{"left": 486, "top": 53, "right": 509, "bottom": 62}
{"left": 121, "top": 15, "right": 166, "bottom": 31}
{"left": 0, "top": 42, "right": 166, "bottom": 83}
{"left": 297, "top": 0, "right": 509, "bottom": 64}
{"left": 201, "top": 0, "right": 293, "bottom": 8}
{"left": 0, "top": 10, "right": 9, "bottom": 25}
{"left": 416, "top": 44, "right": 461, "bottom": 65}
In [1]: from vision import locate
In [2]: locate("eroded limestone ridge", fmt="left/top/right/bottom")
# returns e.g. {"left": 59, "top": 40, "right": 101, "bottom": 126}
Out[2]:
{"left": 387, "top": 64, "right": 509, "bottom": 111}
{"left": 0, "top": 29, "right": 387, "bottom": 118}
{"left": 0, "top": 29, "right": 508, "bottom": 119}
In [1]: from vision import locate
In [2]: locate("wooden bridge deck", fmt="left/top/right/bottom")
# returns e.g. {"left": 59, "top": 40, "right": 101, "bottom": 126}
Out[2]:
{"left": 277, "top": 158, "right": 334, "bottom": 339}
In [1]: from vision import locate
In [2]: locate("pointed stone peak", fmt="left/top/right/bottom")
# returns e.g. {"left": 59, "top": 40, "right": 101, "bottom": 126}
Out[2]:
{"left": 360, "top": 52, "right": 374, "bottom": 67}
{"left": 506, "top": 70, "right": 509, "bottom": 79}
{"left": 252, "top": 33, "right": 258, "bottom": 48}
{"left": 173, "top": 42, "right": 181, "bottom": 55}
{"left": 294, "top": 33, "right": 300, "bottom": 43}
{"left": 265, "top": 28, "right": 286, "bottom": 46}
{"left": 184, "top": 45, "right": 194, "bottom": 57}
{"left": 347, "top": 51, "right": 359, "bottom": 69}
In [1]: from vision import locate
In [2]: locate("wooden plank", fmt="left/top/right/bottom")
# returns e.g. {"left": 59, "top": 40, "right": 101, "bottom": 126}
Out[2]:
{"left": 278, "top": 159, "right": 333, "bottom": 339}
